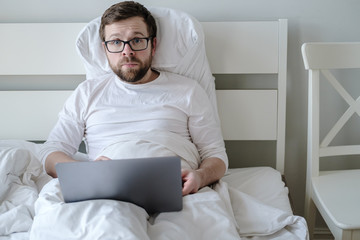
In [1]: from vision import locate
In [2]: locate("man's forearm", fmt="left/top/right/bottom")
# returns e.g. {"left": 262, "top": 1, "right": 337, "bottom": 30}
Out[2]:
{"left": 45, "top": 151, "right": 77, "bottom": 178}
{"left": 196, "top": 157, "right": 226, "bottom": 188}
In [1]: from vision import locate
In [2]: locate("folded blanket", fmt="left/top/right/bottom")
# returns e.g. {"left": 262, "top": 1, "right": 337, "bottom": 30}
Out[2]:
{"left": 98, "top": 130, "right": 201, "bottom": 170}
{"left": 0, "top": 147, "right": 45, "bottom": 236}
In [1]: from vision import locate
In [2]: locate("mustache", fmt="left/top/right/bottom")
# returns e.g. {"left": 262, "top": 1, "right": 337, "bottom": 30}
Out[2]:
{"left": 120, "top": 57, "right": 140, "bottom": 64}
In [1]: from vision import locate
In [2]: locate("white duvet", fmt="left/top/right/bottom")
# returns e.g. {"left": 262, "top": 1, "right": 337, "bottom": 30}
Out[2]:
{"left": 0, "top": 138, "right": 308, "bottom": 240}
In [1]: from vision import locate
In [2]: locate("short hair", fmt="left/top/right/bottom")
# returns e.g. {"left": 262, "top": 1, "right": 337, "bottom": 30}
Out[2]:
{"left": 99, "top": 1, "right": 157, "bottom": 41}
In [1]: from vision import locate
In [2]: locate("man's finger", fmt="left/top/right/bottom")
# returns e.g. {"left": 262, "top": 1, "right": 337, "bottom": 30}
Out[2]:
{"left": 95, "top": 156, "right": 111, "bottom": 161}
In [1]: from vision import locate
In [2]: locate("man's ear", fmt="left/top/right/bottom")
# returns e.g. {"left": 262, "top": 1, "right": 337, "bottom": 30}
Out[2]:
{"left": 151, "top": 37, "right": 157, "bottom": 56}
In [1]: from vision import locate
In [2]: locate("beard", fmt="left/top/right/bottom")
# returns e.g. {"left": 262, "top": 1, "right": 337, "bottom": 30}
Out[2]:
{"left": 110, "top": 54, "right": 152, "bottom": 83}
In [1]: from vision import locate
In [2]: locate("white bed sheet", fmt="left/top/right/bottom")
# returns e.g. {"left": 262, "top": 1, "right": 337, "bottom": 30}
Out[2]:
{"left": 0, "top": 140, "right": 308, "bottom": 239}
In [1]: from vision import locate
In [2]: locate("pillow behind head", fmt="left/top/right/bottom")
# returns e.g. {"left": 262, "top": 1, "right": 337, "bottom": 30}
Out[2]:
{"left": 76, "top": 7, "right": 218, "bottom": 119}
{"left": 76, "top": 16, "right": 112, "bottom": 78}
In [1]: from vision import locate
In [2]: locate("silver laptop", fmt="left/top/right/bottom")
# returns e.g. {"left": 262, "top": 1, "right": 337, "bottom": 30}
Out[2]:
{"left": 55, "top": 156, "right": 183, "bottom": 214}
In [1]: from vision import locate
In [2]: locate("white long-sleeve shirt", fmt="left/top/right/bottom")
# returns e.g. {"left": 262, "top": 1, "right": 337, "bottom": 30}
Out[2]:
{"left": 40, "top": 71, "right": 228, "bottom": 168}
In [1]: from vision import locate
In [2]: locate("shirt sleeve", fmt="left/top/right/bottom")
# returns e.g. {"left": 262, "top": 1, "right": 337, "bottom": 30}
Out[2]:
{"left": 38, "top": 88, "right": 86, "bottom": 166}
{"left": 187, "top": 83, "right": 229, "bottom": 169}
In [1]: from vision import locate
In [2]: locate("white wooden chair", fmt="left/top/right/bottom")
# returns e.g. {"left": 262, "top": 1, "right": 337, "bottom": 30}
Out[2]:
{"left": 302, "top": 42, "right": 360, "bottom": 240}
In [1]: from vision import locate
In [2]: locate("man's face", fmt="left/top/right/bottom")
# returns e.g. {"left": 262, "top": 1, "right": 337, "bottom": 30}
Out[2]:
{"left": 103, "top": 16, "right": 156, "bottom": 84}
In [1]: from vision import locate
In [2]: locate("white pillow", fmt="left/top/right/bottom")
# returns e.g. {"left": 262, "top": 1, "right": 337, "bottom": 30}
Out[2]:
{"left": 75, "top": 7, "right": 218, "bottom": 117}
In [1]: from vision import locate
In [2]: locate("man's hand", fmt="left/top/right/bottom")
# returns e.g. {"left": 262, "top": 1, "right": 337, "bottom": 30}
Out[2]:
{"left": 45, "top": 153, "right": 112, "bottom": 178}
{"left": 181, "top": 157, "right": 226, "bottom": 196}
{"left": 181, "top": 168, "right": 202, "bottom": 196}
{"left": 95, "top": 156, "right": 112, "bottom": 161}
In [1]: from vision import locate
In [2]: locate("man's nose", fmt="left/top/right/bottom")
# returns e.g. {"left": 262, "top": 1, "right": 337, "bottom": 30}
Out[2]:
{"left": 122, "top": 43, "right": 134, "bottom": 56}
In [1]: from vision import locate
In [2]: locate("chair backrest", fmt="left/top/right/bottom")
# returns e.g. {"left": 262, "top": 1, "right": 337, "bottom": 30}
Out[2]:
{"left": 302, "top": 42, "right": 360, "bottom": 177}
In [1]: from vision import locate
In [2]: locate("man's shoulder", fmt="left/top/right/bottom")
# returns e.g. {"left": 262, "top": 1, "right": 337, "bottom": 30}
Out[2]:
{"left": 160, "top": 71, "right": 199, "bottom": 87}
{"left": 161, "top": 71, "right": 191, "bottom": 80}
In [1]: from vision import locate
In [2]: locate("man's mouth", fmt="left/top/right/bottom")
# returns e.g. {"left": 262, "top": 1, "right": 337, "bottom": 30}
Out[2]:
{"left": 121, "top": 61, "right": 139, "bottom": 68}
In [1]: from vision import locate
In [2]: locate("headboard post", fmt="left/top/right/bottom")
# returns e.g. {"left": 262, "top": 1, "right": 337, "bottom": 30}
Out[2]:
{"left": 276, "top": 19, "right": 288, "bottom": 174}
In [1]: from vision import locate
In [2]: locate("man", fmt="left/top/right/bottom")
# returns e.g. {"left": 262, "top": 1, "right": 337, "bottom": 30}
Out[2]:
{"left": 40, "top": 1, "right": 227, "bottom": 197}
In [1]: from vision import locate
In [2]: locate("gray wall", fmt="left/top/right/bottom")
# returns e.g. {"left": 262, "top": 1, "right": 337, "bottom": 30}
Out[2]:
{"left": 1, "top": 0, "right": 360, "bottom": 217}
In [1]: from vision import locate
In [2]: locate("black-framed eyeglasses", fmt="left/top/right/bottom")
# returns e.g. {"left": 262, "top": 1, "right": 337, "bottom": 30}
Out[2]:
{"left": 104, "top": 37, "right": 152, "bottom": 53}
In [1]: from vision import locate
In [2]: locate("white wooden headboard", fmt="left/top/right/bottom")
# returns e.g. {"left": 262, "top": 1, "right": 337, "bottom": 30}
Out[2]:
{"left": 0, "top": 20, "right": 287, "bottom": 173}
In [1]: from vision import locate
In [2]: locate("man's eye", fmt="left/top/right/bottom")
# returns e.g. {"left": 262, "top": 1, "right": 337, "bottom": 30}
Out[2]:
{"left": 132, "top": 38, "right": 142, "bottom": 44}
{"left": 107, "top": 40, "right": 122, "bottom": 46}
{"left": 113, "top": 40, "right": 121, "bottom": 45}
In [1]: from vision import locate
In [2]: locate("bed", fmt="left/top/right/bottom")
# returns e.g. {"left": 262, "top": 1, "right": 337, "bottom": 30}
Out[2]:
{"left": 0, "top": 7, "right": 308, "bottom": 240}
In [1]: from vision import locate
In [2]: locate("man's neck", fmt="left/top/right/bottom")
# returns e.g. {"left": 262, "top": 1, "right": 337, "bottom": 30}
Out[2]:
{"left": 132, "top": 69, "right": 159, "bottom": 85}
